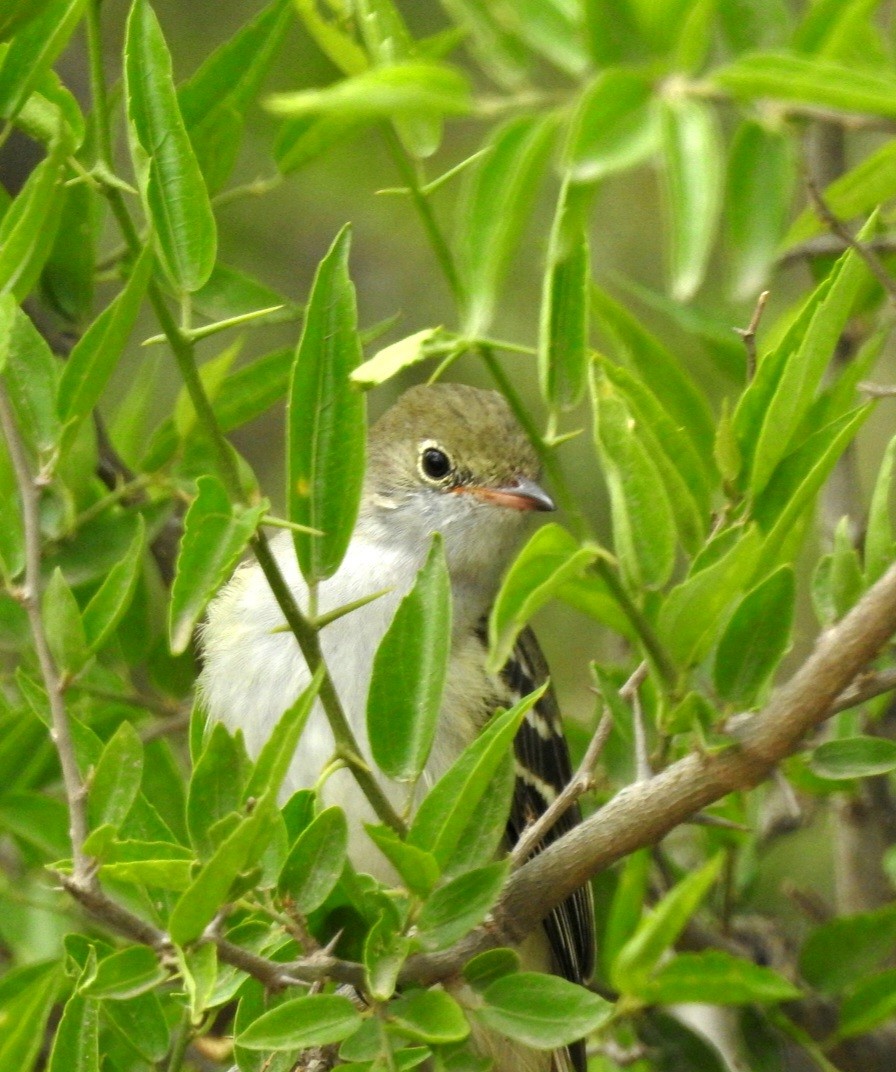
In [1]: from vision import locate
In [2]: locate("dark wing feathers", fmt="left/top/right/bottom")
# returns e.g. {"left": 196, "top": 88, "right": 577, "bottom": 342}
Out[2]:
{"left": 501, "top": 627, "right": 596, "bottom": 1072}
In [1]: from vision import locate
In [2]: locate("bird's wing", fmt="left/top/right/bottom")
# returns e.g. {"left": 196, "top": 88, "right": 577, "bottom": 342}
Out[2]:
{"left": 502, "top": 627, "right": 596, "bottom": 1072}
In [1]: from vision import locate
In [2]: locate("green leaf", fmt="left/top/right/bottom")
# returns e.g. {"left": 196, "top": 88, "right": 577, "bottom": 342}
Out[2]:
{"left": 169, "top": 474, "right": 267, "bottom": 654}
{"left": 725, "top": 120, "right": 795, "bottom": 300}
{"left": 865, "top": 433, "right": 896, "bottom": 584}
{"left": 0, "top": 0, "right": 86, "bottom": 122}
{"left": 713, "top": 566, "right": 795, "bottom": 707}
{"left": 47, "top": 987, "right": 98, "bottom": 1072}
{"left": 351, "top": 327, "right": 446, "bottom": 388}
{"left": 637, "top": 950, "right": 800, "bottom": 1005}
{"left": 40, "top": 177, "right": 95, "bottom": 325}
{"left": 288, "top": 224, "right": 365, "bottom": 582}
{"left": 591, "top": 283, "right": 715, "bottom": 460}
{"left": 103, "top": 989, "right": 171, "bottom": 1061}
{"left": 462, "top": 948, "right": 521, "bottom": 992}
{"left": 415, "top": 860, "right": 508, "bottom": 951}
{"left": 612, "top": 855, "right": 722, "bottom": 992}
{"left": 82, "top": 516, "right": 146, "bottom": 653}
{"left": 278, "top": 806, "right": 347, "bottom": 912}
{"left": 364, "top": 824, "right": 440, "bottom": 898}
{"left": 80, "top": 945, "right": 167, "bottom": 1000}
{"left": 168, "top": 796, "right": 276, "bottom": 945}
{"left": 0, "top": 133, "right": 68, "bottom": 299}
{"left": 785, "top": 139, "right": 896, "bottom": 247}
{"left": 591, "top": 371, "right": 676, "bottom": 589}
{"left": 266, "top": 62, "right": 470, "bottom": 122}
{"left": 57, "top": 244, "right": 153, "bottom": 445}
{"left": 292, "top": 0, "right": 368, "bottom": 75}
{"left": 565, "top": 67, "right": 658, "bottom": 182}
{"left": 408, "top": 684, "right": 546, "bottom": 868}
{"left": 658, "top": 527, "right": 761, "bottom": 668}
{"left": 488, "top": 523, "right": 600, "bottom": 674}
{"left": 457, "top": 114, "right": 555, "bottom": 333}
{"left": 660, "top": 97, "right": 723, "bottom": 301}
{"left": 601, "top": 848, "right": 650, "bottom": 977}
{"left": 364, "top": 914, "right": 411, "bottom": 1003}
{"left": 42, "top": 566, "right": 89, "bottom": 675}
{"left": 389, "top": 989, "right": 469, "bottom": 1044}
{"left": 839, "top": 968, "right": 896, "bottom": 1038}
{"left": 124, "top": 0, "right": 217, "bottom": 292}
{"left": 538, "top": 178, "right": 592, "bottom": 411}
{"left": 809, "top": 736, "right": 896, "bottom": 780}
{"left": 368, "top": 535, "right": 450, "bottom": 781}
{"left": 88, "top": 721, "right": 144, "bottom": 832}
{"left": 799, "top": 902, "right": 896, "bottom": 993}
{"left": 237, "top": 994, "right": 362, "bottom": 1049}
{"left": 475, "top": 973, "right": 611, "bottom": 1049}
{"left": 0, "top": 967, "right": 60, "bottom": 1072}
{"left": 187, "top": 721, "right": 249, "bottom": 855}
{"left": 750, "top": 238, "right": 870, "bottom": 496}
{"left": 441, "top": 751, "right": 515, "bottom": 877}
{"left": 178, "top": 0, "right": 291, "bottom": 192}
{"left": 713, "top": 51, "right": 896, "bottom": 120}
{"left": 274, "top": 112, "right": 368, "bottom": 174}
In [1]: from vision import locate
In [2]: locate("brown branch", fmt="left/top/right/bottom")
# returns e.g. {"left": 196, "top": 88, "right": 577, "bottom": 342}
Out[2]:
{"left": 0, "top": 384, "right": 92, "bottom": 886}
{"left": 780, "top": 234, "right": 896, "bottom": 267}
{"left": 399, "top": 560, "right": 896, "bottom": 985}
{"left": 807, "top": 181, "right": 896, "bottom": 305}
{"left": 829, "top": 667, "right": 896, "bottom": 713}
{"left": 735, "top": 290, "right": 770, "bottom": 381}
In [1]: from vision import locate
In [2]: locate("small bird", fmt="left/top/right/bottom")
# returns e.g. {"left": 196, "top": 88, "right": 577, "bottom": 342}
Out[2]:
{"left": 200, "top": 382, "right": 594, "bottom": 1072}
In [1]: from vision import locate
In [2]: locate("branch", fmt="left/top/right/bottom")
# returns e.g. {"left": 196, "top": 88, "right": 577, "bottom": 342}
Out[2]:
{"left": 0, "top": 384, "right": 92, "bottom": 886}
{"left": 735, "top": 289, "right": 770, "bottom": 381}
{"left": 399, "top": 560, "right": 896, "bottom": 985}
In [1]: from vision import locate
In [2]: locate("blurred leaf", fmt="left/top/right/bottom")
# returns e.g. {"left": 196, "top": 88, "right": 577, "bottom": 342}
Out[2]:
{"left": 714, "top": 51, "right": 896, "bottom": 119}
{"left": 750, "top": 237, "right": 869, "bottom": 496}
{"left": 713, "top": 566, "right": 794, "bottom": 707}
{"left": 865, "top": 433, "right": 896, "bottom": 584}
{"left": 292, "top": 0, "right": 368, "bottom": 75}
{"left": 507, "top": 0, "right": 589, "bottom": 76}
{"left": 266, "top": 62, "right": 470, "bottom": 122}
{"left": 592, "top": 284, "right": 715, "bottom": 458}
{"left": 368, "top": 536, "right": 450, "bottom": 782}
{"left": 352, "top": 327, "right": 447, "bottom": 388}
{"left": 660, "top": 97, "right": 723, "bottom": 301}
{"left": 389, "top": 989, "right": 469, "bottom": 1044}
{"left": 673, "top": 0, "right": 717, "bottom": 72}
{"left": 408, "top": 684, "right": 546, "bottom": 868}
{"left": 436, "top": 0, "right": 529, "bottom": 87}
{"left": 415, "top": 860, "right": 508, "bottom": 951}
{"left": 40, "top": 179, "right": 95, "bottom": 325}
{"left": 278, "top": 806, "right": 347, "bottom": 912}
{"left": 245, "top": 667, "right": 323, "bottom": 801}
{"left": 208, "top": 345, "right": 292, "bottom": 432}
{"left": 124, "top": 0, "right": 217, "bottom": 292}
{"left": 0, "top": 966, "right": 60, "bottom": 1072}
{"left": 0, "top": 133, "right": 68, "bottom": 299}
{"left": 488, "top": 523, "right": 600, "bottom": 674}
{"left": 82, "top": 516, "right": 145, "bottom": 653}
{"left": 591, "top": 371, "right": 676, "bottom": 589}
{"left": 0, "top": 0, "right": 85, "bottom": 122}
{"left": 178, "top": 0, "right": 291, "bottom": 192}
{"left": 799, "top": 902, "right": 896, "bottom": 993}
{"left": 839, "top": 968, "right": 896, "bottom": 1038}
{"left": 80, "top": 945, "right": 167, "bottom": 1000}
{"left": 475, "top": 973, "right": 611, "bottom": 1048}
{"left": 0, "top": 0, "right": 57, "bottom": 41}
{"left": 169, "top": 475, "right": 267, "bottom": 655}
{"left": 539, "top": 178, "right": 592, "bottom": 411}
{"left": 659, "top": 527, "right": 761, "bottom": 668}
{"left": 637, "top": 950, "right": 800, "bottom": 1005}
{"left": 809, "top": 736, "right": 896, "bottom": 780}
{"left": 601, "top": 848, "right": 649, "bottom": 977}
{"left": 187, "top": 721, "right": 250, "bottom": 855}
{"left": 42, "top": 566, "right": 89, "bottom": 674}
{"left": 274, "top": 112, "right": 368, "bottom": 174}
{"left": 612, "top": 855, "right": 722, "bottom": 991}
{"left": 364, "top": 824, "right": 440, "bottom": 898}
{"left": 288, "top": 224, "right": 365, "bottom": 582}
{"left": 785, "top": 140, "right": 896, "bottom": 247}
{"left": 237, "top": 994, "right": 361, "bottom": 1049}
{"left": 192, "top": 263, "right": 296, "bottom": 324}
{"left": 566, "top": 68, "right": 658, "bottom": 183}
{"left": 102, "top": 989, "right": 170, "bottom": 1061}
{"left": 173, "top": 341, "right": 240, "bottom": 438}
{"left": 726, "top": 121, "right": 795, "bottom": 300}
{"left": 88, "top": 720, "right": 143, "bottom": 832}
{"left": 457, "top": 114, "right": 555, "bottom": 334}
{"left": 57, "top": 243, "right": 153, "bottom": 447}
{"left": 47, "top": 986, "right": 98, "bottom": 1072}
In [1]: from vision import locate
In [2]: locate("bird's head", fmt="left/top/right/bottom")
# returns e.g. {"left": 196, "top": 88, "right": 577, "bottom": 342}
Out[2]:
{"left": 362, "top": 383, "right": 553, "bottom": 589}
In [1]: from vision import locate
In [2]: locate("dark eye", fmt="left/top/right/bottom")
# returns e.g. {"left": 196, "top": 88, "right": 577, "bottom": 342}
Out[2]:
{"left": 420, "top": 446, "right": 453, "bottom": 481}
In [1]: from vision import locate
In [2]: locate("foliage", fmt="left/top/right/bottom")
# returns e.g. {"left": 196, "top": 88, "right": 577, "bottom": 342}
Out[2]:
{"left": 1, "top": 1, "right": 896, "bottom": 1070}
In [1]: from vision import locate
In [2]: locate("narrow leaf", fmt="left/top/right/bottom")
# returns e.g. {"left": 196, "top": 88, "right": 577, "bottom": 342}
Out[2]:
{"left": 0, "top": 0, "right": 86, "bottom": 122}
{"left": 809, "top": 736, "right": 896, "bottom": 780}
{"left": 865, "top": 433, "right": 896, "bottom": 584}
{"left": 88, "top": 721, "right": 144, "bottom": 832}
{"left": 637, "top": 951, "right": 800, "bottom": 1005}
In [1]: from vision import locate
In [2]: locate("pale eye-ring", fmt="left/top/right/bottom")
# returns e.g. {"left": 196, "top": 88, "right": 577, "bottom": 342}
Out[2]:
{"left": 419, "top": 445, "right": 453, "bottom": 482}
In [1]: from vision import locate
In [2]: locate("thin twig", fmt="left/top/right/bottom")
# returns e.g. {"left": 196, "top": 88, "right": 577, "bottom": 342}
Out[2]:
{"left": 859, "top": 382, "right": 896, "bottom": 399}
{"left": 829, "top": 666, "right": 896, "bottom": 712}
{"left": 0, "top": 385, "right": 92, "bottom": 886}
{"left": 807, "top": 180, "right": 896, "bottom": 305}
{"left": 780, "top": 233, "right": 896, "bottom": 267}
{"left": 511, "top": 703, "right": 613, "bottom": 867}
{"left": 734, "top": 290, "right": 770, "bottom": 381}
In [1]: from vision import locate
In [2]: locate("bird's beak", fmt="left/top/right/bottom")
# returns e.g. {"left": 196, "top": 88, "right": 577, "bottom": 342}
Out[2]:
{"left": 460, "top": 475, "right": 556, "bottom": 512}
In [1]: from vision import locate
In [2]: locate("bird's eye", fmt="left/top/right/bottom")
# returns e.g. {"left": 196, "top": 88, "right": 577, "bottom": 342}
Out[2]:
{"left": 420, "top": 445, "right": 453, "bottom": 482}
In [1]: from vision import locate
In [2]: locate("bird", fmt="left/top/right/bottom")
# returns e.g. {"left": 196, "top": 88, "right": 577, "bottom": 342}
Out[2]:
{"left": 199, "top": 382, "right": 595, "bottom": 1072}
